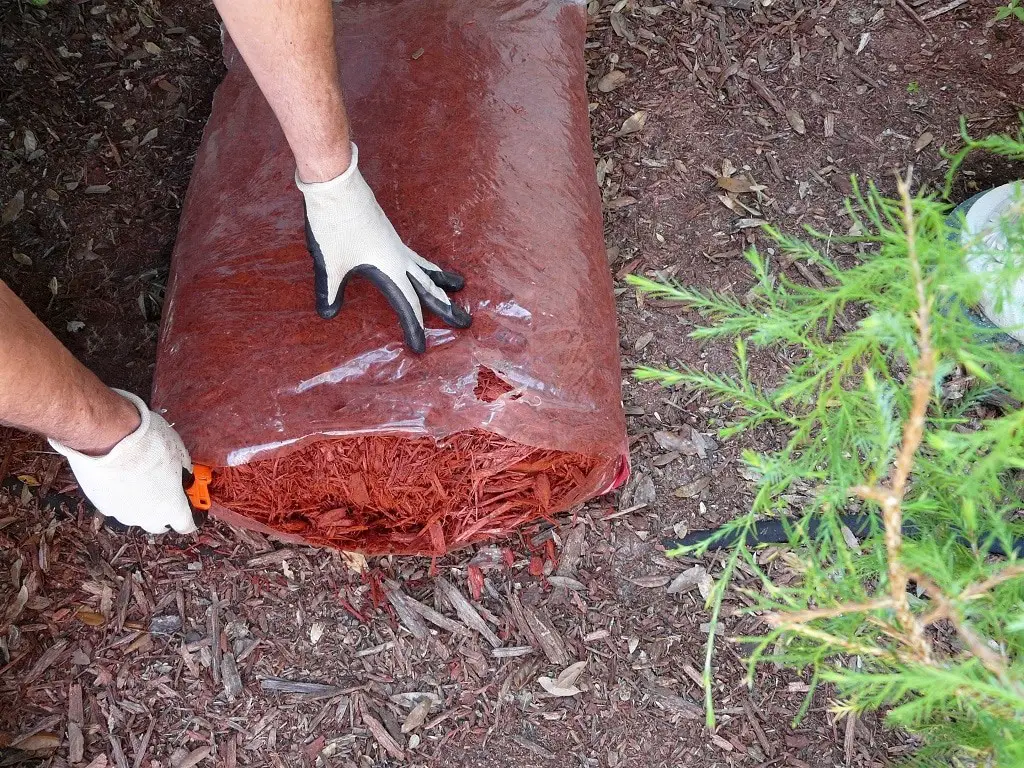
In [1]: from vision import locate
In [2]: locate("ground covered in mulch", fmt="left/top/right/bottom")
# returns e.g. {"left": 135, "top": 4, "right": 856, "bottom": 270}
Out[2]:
{"left": 2, "top": 0, "right": 1022, "bottom": 766}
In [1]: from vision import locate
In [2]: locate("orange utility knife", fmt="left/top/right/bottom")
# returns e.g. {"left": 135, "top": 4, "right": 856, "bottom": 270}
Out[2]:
{"left": 183, "top": 464, "right": 213, "bottom": 528}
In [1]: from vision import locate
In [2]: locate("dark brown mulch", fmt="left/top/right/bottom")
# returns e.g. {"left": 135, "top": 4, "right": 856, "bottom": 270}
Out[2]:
{"left": 2, "top": 0, "right": 1023, "bottom": 767}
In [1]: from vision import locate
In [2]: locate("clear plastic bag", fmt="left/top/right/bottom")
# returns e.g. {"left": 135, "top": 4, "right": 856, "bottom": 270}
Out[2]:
{"left": 153, "top": 0, "right": 628, "bottom": 554}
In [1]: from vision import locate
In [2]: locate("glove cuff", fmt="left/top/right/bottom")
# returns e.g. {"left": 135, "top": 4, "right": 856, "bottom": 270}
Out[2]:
{"left": 295, "top": 142, "right": 361, "bottom": 196}
{"left": 49, "top": 389, "right": 156, "bottom": 469}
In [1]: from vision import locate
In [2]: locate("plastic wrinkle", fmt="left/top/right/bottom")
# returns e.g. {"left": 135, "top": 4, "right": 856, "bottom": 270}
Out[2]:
{"left": 152, "top": 0, "right": 629, "bottom": 554}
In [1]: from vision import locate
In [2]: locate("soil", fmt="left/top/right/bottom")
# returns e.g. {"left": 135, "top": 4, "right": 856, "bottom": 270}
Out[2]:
{"left": 1, "top": 1, "right": 1022, "bottom": 768}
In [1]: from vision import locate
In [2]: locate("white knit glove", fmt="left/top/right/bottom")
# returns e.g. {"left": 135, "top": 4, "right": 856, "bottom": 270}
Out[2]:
{"left": 296, "top": 143, "right": 471, "bottom": 353}
{"left": 50, "top": 390, "right": 197, "bottom": 534}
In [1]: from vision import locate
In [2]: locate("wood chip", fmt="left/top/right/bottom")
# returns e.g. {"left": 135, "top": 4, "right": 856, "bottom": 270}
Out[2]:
{"left": 667, "top": 565, "right": 708, "bottom": 595}
{"left": 555, "top": 524, "right": 586, "bottom": 577}
{"left": 646, "top": 686, "right": 703, "bottom": 719}
{"left": 397, "top": 586, "right": 473, "bottom": 638}
{"left": 522, "top": 606, "right": 568, "bottom": 665}
{"left": 260, "top": 678, "right": 347, "bottom": 699}
{"left": 361, "top": 710, "right": 405, "bottom": 760}
{"left": 748, "top": 75, "right": 785, "bottom": 114}
{"left": 511, "top": 735, "right": 554, "bottom": 759}
{"left": 386, "top": 587, "right": 429, "bottom": 640}
{"left": 208, "top": 589, "right": 221, "bottom": 685}
{"left": 914, "top": 131, "right": 934, "bottom": 153}
{"left": 171, "top": 747, "right": 211, "bottom": 768}
{"left": 25, "top": 639, "right": 67, "bottom": 683}
{"left": 68, "top": 683, "right": 84, "bottom": 763}
{"left": 491, "top": 645, "right": 535, "bottom": 658}
{"left": 436, "top": 578, "right": 501, "bottom": 648}
{"left": 919, "top": 0, "right": 966, "bottom": 20}
{"left": 222, "top": 652, "right": 243, "bottom": 701}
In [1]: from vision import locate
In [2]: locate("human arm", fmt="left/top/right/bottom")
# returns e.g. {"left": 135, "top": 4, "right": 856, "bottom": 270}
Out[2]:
{"left": 211, "top": 0, "right": 471, "bottom": 352}
{"left": 0, "top": 281, "right": 196, "bottom": 533}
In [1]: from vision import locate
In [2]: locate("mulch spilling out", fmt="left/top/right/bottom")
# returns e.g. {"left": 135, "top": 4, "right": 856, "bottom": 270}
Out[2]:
{"left": 214, "top": 431, "right": 604, "bottom": 555}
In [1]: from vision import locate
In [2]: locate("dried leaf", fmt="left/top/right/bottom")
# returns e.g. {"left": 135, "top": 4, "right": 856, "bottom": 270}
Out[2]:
{"left": 4, "top": 584, "right": 28, "bottom": 623}
{"left": 618, "top": 110, "right": 648, "bottom": 136}
{"left": 629, "top": 574, "right": 671, "bottom": 588}
{"left": 914, "top": 131, "right": 934, "bottom": 153}
{"left": 597, "top": 70, "right": 627, "bottom": 92}
{"left": 634, "top": 331, "right": 654, "bottom": 351}
{"left": 172, "top": 747, "right": 211, "bottom": 768}
{"left": 735, "top": 218, "right": 766, "bottom": 229}
{"left": 401, "top": 697, "right": 432, "bottom": 733}
{"left": 605, "top": 196, "right": 638, "bottom": 209}
{"left": 653, "top": 430, "right": 697, "bottom": 454}
{"left": 77, "top": 608, "right": 106, "bottom": 626}
{"left": 143, "top": 41, "right": 162, "bottom": 55}
{"left": 554, "top": 660, "right": 587, "bottom": 689}
{"left": 786, "top": 109, "right": 806, "bottom": 135}
{"left": 140, "top": 127, "right": 158, "bottom": 146}
{"left": 546, "top": 575, "right": 586, "bottom": 591}
{"left": 667, "top": 565, "right": 707, "bottom": 594}
{"left": 309, "top": 622, "right": 325, "bottom": 645}
{"left": 716, "top": 176, "right": 753, "bottom": 194}
{"left": 2, "top": 190, "right": 25, "bottom": 225}
{"left": 673, "top": 476, "right": 710, "bottom": 499}
{"left": 12, "top": 251, "right": 32, "bottom": 266}
{"left": 538, "top": 675, "right": 582, "bottom": 697}
{"left": 12, "top": 732, "right": 60, "bottom": 752}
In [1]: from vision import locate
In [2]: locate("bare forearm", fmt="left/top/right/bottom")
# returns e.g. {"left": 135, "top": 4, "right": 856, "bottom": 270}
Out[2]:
{"left": 213, "top": 0, "right": 353, "bottom": 182}
{"left": 0, "top": 281, "right": 138, "bottom": 455}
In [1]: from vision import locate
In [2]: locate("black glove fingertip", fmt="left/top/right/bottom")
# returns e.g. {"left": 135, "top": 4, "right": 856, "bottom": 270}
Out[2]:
{"left": 409, "top": 273, "right": 473, "bottom": 330}
{"left": 426, "top": 269, "right": 466, "bottom": 292}
{"left": 356, "top": 265, "right": 427, "bottom": 353}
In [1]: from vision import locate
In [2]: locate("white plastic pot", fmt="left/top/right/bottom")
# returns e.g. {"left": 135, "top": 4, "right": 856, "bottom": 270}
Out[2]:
{"left": 952, "top": 181, "right": 1024, "bottom": 343}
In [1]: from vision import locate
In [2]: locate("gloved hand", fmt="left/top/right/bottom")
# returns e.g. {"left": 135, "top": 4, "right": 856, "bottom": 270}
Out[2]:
{"left": 50, "top": 390, "right": 197, "bottom": 534}
{"left": 296, "top": 143, "right": 471, "bottom": 354}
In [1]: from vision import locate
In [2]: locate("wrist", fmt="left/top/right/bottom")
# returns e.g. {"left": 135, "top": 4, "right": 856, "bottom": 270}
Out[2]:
{"left": 295, "top": 140, "right": 354, "bottom": 184}
{"left": 72, "top": 390, "right": 143, "bottom": 457}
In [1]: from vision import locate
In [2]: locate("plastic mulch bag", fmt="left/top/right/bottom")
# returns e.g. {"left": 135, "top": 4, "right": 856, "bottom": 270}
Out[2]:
{"left": 152, "top": 0, "right": 628, "bottom": 554}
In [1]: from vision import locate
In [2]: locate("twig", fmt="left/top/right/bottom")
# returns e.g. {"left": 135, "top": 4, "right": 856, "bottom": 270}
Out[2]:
{"left": 850, "top": 172, "right": 936, "bottom": 663}
{"left": 911, "top": 573, "right": 1019, "bottom": 690}
{"left": 764, "top": 598, "right": 893, "bottom": 627}
{"left": 894, "top": 0, "right": 935, "bottom": 41}
{"left": 919, "top": 0, "right": 967, "bottom": 21}
{"left": 775, "top": 623, "right": 914, "bottom": 663}
{"left": 961, "top": 565, "right": 1024, "bottom": 601}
